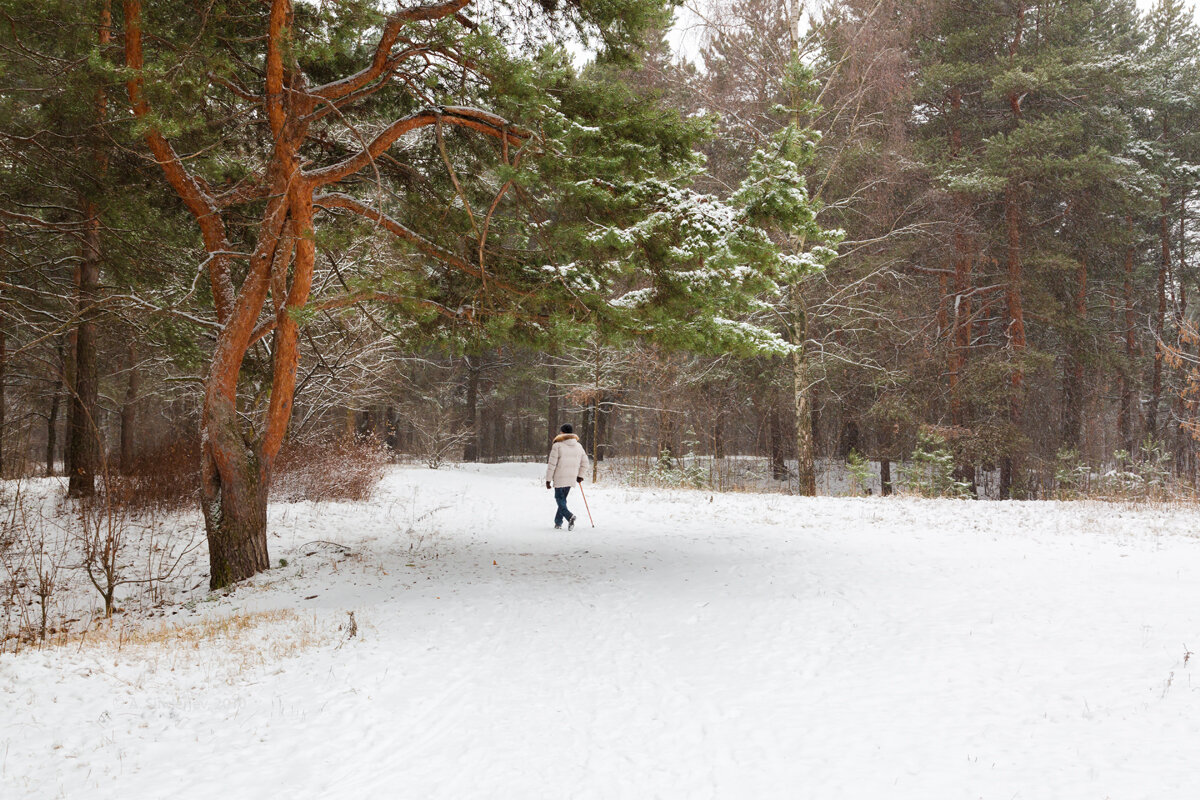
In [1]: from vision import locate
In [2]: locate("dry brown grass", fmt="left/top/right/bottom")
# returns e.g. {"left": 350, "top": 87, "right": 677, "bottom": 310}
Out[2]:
{"left": 109, "top": 608, "right": 314, "bottom": 648}
{"left": 19, "top": 608, "right": 342, "bottom": 673}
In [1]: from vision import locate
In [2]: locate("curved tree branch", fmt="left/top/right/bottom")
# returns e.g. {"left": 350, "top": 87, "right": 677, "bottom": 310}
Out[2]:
{"left": 306, "top": 106, "right": 531, "bottom": 186}
{"left": 313, "top": 191, "right": 506, "bottom": 287}
{"left": 123, "top": 0, "right": 235, "bottom": 323}
{"left": 312, "top": 0, "right": 472, "bottom": 102}
{"left": 247, "top": 290, "right": 463, "bottom": 347}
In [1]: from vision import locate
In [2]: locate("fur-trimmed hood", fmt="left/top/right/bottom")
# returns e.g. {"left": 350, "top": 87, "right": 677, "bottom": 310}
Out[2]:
{"left": 553, "top": 433, "right": 579, "bottom": 444}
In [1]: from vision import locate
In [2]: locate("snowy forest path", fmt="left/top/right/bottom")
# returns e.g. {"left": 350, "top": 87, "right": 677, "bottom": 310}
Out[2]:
{"left": 4, "top": 465, "right": 1200, "bottom": 798}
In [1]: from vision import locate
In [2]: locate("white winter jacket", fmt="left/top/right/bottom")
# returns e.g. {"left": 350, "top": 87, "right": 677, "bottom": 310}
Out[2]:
{"left": 546, "top": 433, "right": 589, "bottom": 488}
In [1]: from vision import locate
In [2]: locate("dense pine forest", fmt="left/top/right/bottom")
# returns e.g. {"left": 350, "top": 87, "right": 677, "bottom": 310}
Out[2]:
{"left": 3, "top": 0, "right": 1200, "bottom": 584}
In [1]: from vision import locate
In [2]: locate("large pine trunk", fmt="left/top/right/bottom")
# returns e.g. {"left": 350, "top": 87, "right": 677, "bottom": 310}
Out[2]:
{"left": 200, "top": 399, "right": 270, "bottom": 589}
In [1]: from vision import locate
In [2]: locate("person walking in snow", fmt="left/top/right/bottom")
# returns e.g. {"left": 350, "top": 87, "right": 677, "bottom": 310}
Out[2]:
{"left": 546, "top": 423, "right": 589, "bottom": 530}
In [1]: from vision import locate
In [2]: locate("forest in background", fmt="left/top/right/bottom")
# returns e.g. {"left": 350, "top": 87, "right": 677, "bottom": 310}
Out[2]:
{"left": 4, "top": 0, "right": 1200, "bottom": 587}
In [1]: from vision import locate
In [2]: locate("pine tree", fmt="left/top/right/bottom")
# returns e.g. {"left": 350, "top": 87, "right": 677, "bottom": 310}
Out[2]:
{"left": 117, "top": 0, "right": 820, "bottom": 586}
{"left": 1140, "top": 0, "right": 1200, "bottom": 450}
{"left": 906, "top": 0, "right": 1149, "bottom": 496}
{"left": 1144, "top": 0, "right": 1200, "bottom": 464}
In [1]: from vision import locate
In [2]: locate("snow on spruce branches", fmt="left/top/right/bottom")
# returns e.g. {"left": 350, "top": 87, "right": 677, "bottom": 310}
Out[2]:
{"left": 589, "top": 124, "right": 841, "bottom": 356}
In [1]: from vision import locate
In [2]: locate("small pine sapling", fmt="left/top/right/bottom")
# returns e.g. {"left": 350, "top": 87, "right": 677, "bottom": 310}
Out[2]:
{"left": 846, "top": 449, "right": 873, "bottom": 496}
{"left": 902, "top": 431, "right": 972, "bottom": 498}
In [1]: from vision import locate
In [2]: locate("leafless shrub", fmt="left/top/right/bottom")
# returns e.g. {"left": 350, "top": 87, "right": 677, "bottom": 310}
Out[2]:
{"left": 274, "top": 434, "right": 388, "bottom": 502}
{"left": 400, "top": 398, "right": 472, "bottom": 469}
{"left": 77, "top": 492, "right": 124, "bottom": 618}
{"left": 134, "top": 508, "right": 203, "bottom": 607}
{"left": 0, "top": 480, "right": 71, "bottom": 652}
{"left": 77, "top": 477, "right": 203, "bottom": 616}
{"left": 75, "top": 437, "right": 205, "bottom": 617}
{"left": 0, "top": 484, "right": 18, "bottom": 650}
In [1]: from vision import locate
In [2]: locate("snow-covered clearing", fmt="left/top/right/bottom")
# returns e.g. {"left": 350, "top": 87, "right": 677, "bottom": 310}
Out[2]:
{"left": 4, "top": 463, "right": 1200, "bottom": 799}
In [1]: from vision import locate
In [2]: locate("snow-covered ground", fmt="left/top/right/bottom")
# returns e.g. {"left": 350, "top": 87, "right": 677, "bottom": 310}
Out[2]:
{"left": 4, "top": 463, "right": 1200, "bottom": 799}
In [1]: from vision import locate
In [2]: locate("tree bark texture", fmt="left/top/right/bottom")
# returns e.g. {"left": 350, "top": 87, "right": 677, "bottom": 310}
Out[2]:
{"left": 202, "top": 412, "right": 270, "bottom": 590}
{"left": 790, "top": 286, "right": 817, "bottom": 495}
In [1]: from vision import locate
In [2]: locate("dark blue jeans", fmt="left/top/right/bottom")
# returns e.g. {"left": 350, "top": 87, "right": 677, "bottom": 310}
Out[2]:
{"left": 553, "top": 486, "right": 574, "bottom": 526}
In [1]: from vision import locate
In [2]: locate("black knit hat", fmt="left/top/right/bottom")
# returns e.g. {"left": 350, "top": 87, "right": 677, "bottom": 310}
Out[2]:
{"left": 560, "top": 423, "right": 573, "bottom": 434}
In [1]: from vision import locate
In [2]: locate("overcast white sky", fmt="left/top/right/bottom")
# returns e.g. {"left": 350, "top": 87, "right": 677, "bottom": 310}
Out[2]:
{"left": 668, "top": 1, "right": 1200, "bottom": 64}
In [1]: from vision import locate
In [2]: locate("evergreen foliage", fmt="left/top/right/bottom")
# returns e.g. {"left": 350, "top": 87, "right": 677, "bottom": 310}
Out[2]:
{"left": 4, "top": 0, "right": 1200, "bottom": 518}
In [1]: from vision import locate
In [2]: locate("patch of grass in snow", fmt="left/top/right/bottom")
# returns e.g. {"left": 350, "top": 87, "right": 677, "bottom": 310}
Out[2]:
{"left": 25, "top": 609, "right": 340, "bottom": 669}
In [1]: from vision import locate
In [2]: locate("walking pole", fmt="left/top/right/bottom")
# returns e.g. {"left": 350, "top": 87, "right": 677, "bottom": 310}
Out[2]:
{"left": 578, "top": 482, "right": 596, "bottom": 528}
